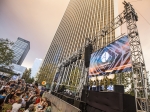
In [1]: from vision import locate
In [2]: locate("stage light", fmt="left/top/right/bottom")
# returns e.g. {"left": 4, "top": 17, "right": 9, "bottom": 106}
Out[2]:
{"left": 133, "top": 74, "right": 138, "bottom": 79}
{"left": 107, "top": 74, "right": 115, "bottom": 79}
{"left": 97, "top": 76, "right": 104, "bottom": 80}
{"left": 90, "top": 77, "right": 96, "bottom": 81}
{"left": 129, "top": 31, "right": 138, "bottom": 38}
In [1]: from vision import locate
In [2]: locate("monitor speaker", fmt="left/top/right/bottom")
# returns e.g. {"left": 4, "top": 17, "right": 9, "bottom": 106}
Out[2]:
{"left": 84, "top": 44, "right": 93, "bottom": 68}
{"left": 114, "top": 85, "right": 124, "bottom": 94}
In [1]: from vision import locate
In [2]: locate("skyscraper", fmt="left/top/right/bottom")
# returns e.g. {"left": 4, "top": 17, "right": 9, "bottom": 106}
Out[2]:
{"left": 11, "top": 37, "right": 30, "bottom": 65}
{"left": 38, "top": 0, "right": 119, "bottom": 84}
{"left": 31, "top": 58, "right": 42, "bottom": 78}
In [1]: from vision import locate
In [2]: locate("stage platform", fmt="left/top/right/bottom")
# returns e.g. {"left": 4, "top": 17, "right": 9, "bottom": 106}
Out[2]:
{"left": 48, "top": 90, "right": 136, "bottom": 112}
{"left": 82, "top": 90, "right": 136, "bottom": 112}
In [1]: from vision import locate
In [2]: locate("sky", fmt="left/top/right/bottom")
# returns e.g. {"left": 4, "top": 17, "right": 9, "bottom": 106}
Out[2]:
{"left": 0, "top": 0, "right": 150, "bottom": 72}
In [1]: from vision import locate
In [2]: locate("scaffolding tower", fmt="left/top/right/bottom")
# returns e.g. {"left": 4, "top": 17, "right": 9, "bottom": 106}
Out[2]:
{"left": 50, "top": 1, "right": 149, "bottom": 112}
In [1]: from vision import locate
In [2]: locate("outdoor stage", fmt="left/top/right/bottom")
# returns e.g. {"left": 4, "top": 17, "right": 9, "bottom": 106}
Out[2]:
{"left": 45, "top": 90, "right": 136, "bottom": 112}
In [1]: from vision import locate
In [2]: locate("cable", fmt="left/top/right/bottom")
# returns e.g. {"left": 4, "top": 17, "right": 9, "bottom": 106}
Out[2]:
{"left": 135, "top": 8, "right": 150, "bottom": 26}
{"left": 125, "top": 0, "right": 150, "bottom": 26}
{"left": 130, "top": 0, "right": 142, "bottom": 2}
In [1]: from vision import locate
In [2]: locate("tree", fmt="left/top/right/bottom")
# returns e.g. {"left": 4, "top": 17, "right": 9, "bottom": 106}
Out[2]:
{"left": 22, "top": 68, "right": 34, "bottom": 83}
{"left": 0, "top": 38, "right": 14, "bottom": 66}
{"left": 67, "top": 67, "right": 81, "bottom": 91}
{"left": 26, "top": 77, "right": 34, "bottom": 84}
{"left": 37, "top": 64, "right": 56, "bottom": 85}
{"left": 120, "top": 72, "right": 134, "bottom": 95}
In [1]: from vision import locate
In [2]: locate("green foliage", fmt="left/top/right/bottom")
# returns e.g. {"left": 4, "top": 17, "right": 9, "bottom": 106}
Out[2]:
{"left": 26, "top": 77, "right": 34, "bottom": 84}
{"left": 60, "top": 67, "right": 81, "bottom": 91}
{"left": 37, "top": 64, "right": 56, "bottom": 85}
{"left": 68, "top": 67, "right": 80, "bottom": 87}
{"left": 0, "top": 38, "right": 14, "bottom": 66}
{"left": 22, "top": 68, "right": 34, "bottom": 83}
{"left": 120, "top": 72, "right": 134, "bottom": 95}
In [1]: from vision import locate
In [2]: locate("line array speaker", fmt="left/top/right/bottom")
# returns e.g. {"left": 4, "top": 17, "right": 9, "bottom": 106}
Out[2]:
{"left": 84, "top": 44, "right": 93, "bottom": 68}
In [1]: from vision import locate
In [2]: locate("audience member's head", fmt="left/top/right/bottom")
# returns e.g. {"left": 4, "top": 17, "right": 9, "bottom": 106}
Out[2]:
{"left": 28, "top": 104, "right": 34, "bottom": 111}
{"left": 42, "top": 97, "right": 47, "bottom": 102}
{"left": 34, "top": 83, "right": 38, "bottom": 88}
{"left": 17, "top": 98, "right": 22, "bottom": 104}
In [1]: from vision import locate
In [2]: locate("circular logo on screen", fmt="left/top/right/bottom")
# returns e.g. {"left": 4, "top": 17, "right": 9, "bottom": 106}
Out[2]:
{"left": 101, "top": 52, "right": 110, "bottom": 63}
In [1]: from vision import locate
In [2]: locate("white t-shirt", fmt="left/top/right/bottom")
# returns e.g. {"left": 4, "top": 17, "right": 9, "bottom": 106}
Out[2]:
{"left": 12, "top": 103, "right": 22, "bottom": 112}
{"left": 24, "top": 109, "right": 29, "bottom": 112}
{"left": 22, "top": 98, "right": 26, "bottom": 107}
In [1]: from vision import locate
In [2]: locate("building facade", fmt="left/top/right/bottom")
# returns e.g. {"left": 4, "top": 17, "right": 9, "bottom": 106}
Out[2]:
{"left": 0, "top": 64, "right": 26, "bottom": 80}
{"left": 11, "top": 37, "right": 30, "bottom": 65}
{"left": 38, "top": 0, "right": 119, "bottom": 85}
{"left": 11, "top": 63, "right": 27, "bottom": 78}
{"left": 31, "top": 58, "right": 42, "bottom": 78}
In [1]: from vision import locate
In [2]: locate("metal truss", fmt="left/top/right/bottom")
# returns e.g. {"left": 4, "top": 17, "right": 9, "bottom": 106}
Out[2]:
{"left": 50, "top": 1, "right": 149, "bottom": 111}
{"left": 93, "top": 1, "right": 149, "bottom": 111}
{"left": 123, "top": 1, "right": 149, "bottom": 111}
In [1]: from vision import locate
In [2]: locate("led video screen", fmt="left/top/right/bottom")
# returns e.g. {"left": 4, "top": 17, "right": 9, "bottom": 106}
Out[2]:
{"left": 89, "top": 36, "right": 132, "bottom": 76}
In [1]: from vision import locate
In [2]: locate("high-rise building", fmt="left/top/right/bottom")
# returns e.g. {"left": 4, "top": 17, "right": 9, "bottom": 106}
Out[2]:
{"left": 11, "top": 63, "right": 27, "bottom": 78}
{"left": 11, "top": 37, "right": 30, "bottom": 65}
{"left": 38, "top": 0, "right": 119, "bottom": 84}
{"left": 31, "top": 58, "right": 43, "bottom": 78}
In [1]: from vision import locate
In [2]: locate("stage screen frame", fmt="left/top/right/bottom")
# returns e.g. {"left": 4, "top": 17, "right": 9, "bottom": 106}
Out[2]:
{"left": 89, "top": 35, "right": 132, "bottom": 76}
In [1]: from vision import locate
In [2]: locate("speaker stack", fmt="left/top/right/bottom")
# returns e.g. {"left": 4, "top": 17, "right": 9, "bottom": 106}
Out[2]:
{"left": 114, "top": 85, "right": 124, "bottom": 94}
{"left": 84, "top": 44, "right": 93, "bottom": 68}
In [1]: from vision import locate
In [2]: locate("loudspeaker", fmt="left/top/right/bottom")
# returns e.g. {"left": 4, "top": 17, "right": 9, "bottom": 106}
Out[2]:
{"left": 83, "top": 85, "right": 88, "bottom": 90}
{"left": 74, "top": 100, "right": 86, "bottom": 112}
{"left": 62, "top": 95, "right": 67, "bottom": 101}
{"left": 114, "top": 85, "right": 124, "bottom": 94}
{"left": 81, "top": 89, "right": 87, "bottom": 102}
{"left": 67, "top": 97, "right": 74, "bottom": 105}
{"left": 84, "top": 44, "right": 93, "bottom": 68}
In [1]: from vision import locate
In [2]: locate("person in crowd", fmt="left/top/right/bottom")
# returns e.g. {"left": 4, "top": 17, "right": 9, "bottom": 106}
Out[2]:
{"left": 25, "top": 92, "right": 36, "bottom": 110}
{"left": 0, "top": 98, "right": 4, "bottom": 111}
{"left": 44, "top": 101, "right": 51, "bottom": 112}
{"left": 21, "top": 94, "right": 26, "bottom": 108}
{"left": 25, "top": 92, "right": 30, "bottom": 101}
{"left": 0, "top": 86, "right": 6, "bottom": 94}
{"left": 35, "top": 94, "right": 41, "bottom": 104}
{"left": 0, "top": 79, "right": 52, "bottom": 112}
{"left": 35, "top": 97, "right": 48, "bottom": 112}
{"left": 0, "top": 78, "right": 5, "bottom": 89}
{"left": 34, "top": 83, "right": 40, "bottom": 96}
{"left": 11, "top": 98, "right": 22, "bottom": 112}
{"left": 24, "top": 104, "right": 34, "bottom": 112}
{"left": 4, "top": 90, "right": 15, "bottom": 103}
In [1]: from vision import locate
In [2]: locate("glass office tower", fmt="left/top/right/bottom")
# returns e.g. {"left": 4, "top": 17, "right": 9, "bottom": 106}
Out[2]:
{"left": 11, "top": 37, "right": 30, "bottom": 65}
{"left": 38, "top": 0, "right": 119, "bottom": 84}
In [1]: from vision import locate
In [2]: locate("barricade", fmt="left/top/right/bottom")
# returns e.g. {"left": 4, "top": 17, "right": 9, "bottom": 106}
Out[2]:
{"left": 44, "top": 92, "right": 81, "bottom": 112}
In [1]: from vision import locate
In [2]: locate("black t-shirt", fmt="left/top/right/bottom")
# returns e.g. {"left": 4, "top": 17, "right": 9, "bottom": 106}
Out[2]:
{"left": 4, "top": 94, "right": 14, "bottom": 103}
{"left": 0, "top": 106, "right": 2, "bottom": 111}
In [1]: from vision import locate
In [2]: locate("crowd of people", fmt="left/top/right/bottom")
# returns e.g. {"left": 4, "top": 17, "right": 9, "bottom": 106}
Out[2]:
{"left": 0, "top": 78, "right": 51, "bottom": 112}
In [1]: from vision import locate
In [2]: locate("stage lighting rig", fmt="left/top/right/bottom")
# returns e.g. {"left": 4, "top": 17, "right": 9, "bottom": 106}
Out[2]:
{"left": 59, "top": 49, "right": 82, "bottom": 67}
{"left": 123, "top": 1, "right": 138, "bottom": 21}
{"left": 129, "top": 31, "right": 138, "bottom": 38}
